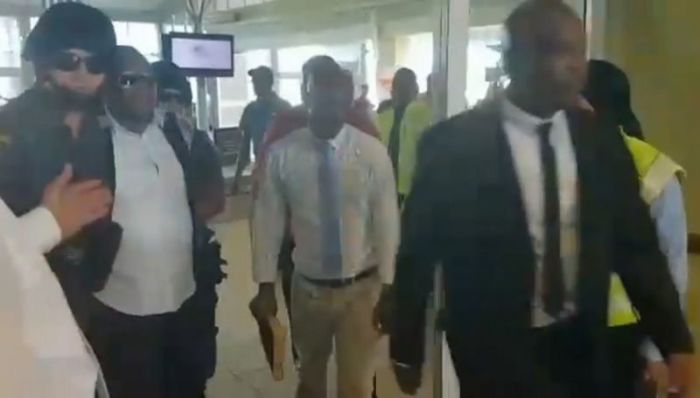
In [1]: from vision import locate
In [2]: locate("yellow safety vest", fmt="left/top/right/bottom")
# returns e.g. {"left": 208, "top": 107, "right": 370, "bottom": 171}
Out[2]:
{"left": 608, "top": 134, "right": 685, "bottom": 327}
{"left": 377, "top": 100, "right": 432, "bottom": 196}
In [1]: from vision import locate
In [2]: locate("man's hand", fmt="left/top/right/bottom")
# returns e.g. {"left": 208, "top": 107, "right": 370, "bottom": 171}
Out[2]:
{"left": 645, "top": 360, "right": 670, "bottom": 394}
{"left": 250, "top": 283, "right": 278, "bottom": 320}
{"left": 667, "top": 354, "right": 695, "bottom": 397}
{"left": 43, "top": 165, "right": 112, "bottom": 240}
{"left": 373, "top": 284, "right": 394, "bottom": 334}
{"left": 393, "top": 362, "right": 421, "bottom": 395}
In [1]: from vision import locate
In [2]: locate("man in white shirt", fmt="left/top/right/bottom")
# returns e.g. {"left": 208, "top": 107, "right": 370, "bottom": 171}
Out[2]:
{"left": 87, "top": 46, "right": 204, "bottom": 398}
{"left": 252, "top": 57, "right": 400, "bottom": 398}
{"left": 0, "top": 165, "right": 111, "bottom": 398}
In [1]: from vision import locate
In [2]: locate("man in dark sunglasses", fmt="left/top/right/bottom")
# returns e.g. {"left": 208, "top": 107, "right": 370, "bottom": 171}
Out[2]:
{"left": 0, "top": 2, "right": 115, "bottom": 146}
{"left": 0, "top": 3, "right": 119, "bottom": 396}
{"left": 0, "top": 3, "right": 119, "bottom": 330}
{"left": 78, "top": 45, "right": 224, "bottom": 398}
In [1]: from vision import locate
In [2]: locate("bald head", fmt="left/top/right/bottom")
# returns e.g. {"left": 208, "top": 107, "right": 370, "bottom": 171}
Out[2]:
{"left": 503, "top": 0, "right": 587, "bottom": 114}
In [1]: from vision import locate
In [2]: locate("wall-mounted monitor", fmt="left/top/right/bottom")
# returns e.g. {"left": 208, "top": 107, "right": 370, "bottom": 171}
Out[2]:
{"left": 162, "top": 32, "right": 234, "bottom": 77}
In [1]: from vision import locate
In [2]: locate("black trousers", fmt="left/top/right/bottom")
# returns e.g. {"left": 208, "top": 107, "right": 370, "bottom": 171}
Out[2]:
{"left": 451, "top": 319, "right": 607, "bottom": 398}
{"left": 87, "top": 295, "right": 210, "bottom": 398}
{"left": 608, "top": 324, "right": 645, "bottom": 398}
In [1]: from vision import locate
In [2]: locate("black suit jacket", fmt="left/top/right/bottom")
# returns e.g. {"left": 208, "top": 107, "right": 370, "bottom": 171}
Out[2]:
{"left": 389, "top": 100, "right": 692, "bottom": 383}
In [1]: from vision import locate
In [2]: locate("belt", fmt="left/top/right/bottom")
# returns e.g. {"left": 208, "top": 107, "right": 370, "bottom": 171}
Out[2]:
{"left": 301, "top": 266, "right": 378, "bottom": 288}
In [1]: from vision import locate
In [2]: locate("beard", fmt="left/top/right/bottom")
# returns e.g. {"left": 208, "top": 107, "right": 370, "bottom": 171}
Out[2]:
{"left": 52, "top": 84, "right": 99, "bottom": 110}
{"left": 42, "top": 74, "right": 101, "bottom": 112}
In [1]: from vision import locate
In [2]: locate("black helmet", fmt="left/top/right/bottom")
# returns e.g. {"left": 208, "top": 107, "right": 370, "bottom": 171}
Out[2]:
{"left": 23, "top": 3, "right": 116, "bottom": 62}
{"left": 151, "top": 60, "right": 193, "bottom": 105}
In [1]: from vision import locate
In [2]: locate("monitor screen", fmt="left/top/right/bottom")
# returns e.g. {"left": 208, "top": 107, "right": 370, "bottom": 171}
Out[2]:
{"left": 162, "top": 33, "right": 234, "bottom": 77}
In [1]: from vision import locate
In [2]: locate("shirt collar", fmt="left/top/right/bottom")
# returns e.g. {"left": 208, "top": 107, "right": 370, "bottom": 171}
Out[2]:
{"left": 105, "top": 107, "right": 158, "bottom": 136}
{"left": 312, "top": 123, "right": 349, "bottom": 150}
{"left": 502, "top": 97, "right": 566, "bottom": 129}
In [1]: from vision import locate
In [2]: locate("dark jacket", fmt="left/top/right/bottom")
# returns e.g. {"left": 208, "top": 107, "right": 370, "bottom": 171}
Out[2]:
{"left": 389, "top": 100, "right": 693, "bottom": 384}
{"left": 0, "top": 100, "right": 225, "bottom": 323}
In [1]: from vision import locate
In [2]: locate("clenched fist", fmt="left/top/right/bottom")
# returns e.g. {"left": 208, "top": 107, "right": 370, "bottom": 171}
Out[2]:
{"left": 43, "top": 165, "right": 112, "bottom": 240}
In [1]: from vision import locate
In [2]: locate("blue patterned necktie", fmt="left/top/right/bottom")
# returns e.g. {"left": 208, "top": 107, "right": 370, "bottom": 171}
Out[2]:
{"left": 317, "top": 140, "right": 343, "bottom": 277}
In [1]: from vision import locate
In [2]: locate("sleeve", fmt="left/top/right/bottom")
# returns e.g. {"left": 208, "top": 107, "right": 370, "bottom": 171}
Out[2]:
{"left": 191, "top": 131, "right": 225, "bottom": 220}
{"left": 370, "top": 145, "right": 400, "bottom": 284}
{"left": 251, "top": 148, "right": 287, "bottom": 283}
{"left": 605, "top": 130, "right": 693, "bottom": 356}
{"left": 0, "top": 130, "right": 37, "bottom": 216}
{"left": 390, "top": 124, "right": 450, "bottom": 368}
{"left": 238, "top": 106, "right": 252, "bottom": 168}
{"left": 15, "top": 206, "right": 62, "bottom": 255}
{"left": 641, "top": 177, "right": 688, "bottom": 361}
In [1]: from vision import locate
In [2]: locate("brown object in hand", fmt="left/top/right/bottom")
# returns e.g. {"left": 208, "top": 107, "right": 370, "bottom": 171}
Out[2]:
{"left": 250, "top": 303, "right": 287, "bottom": 381}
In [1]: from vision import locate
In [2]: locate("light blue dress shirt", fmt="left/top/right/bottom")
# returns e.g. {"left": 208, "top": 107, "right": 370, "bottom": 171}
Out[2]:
{"left": 642, "top": 177, "right": 688, "bottom": 362}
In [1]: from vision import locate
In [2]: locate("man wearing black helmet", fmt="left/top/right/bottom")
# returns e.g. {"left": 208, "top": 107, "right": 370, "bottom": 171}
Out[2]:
{"left": 151, "top": 59, "right": 226, "bottom": 392}
{"left": 0, "top": 2, "right": 120, "bottom": 331}
{"left": 0, "top": 2, "right": 115, "bottom": 151}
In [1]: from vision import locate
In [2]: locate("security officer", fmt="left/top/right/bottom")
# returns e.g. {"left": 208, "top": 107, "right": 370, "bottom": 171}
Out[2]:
{"left": 583, "top": 60, "right": 688, "bottom": 398}
{"left": 152, "top": 59, "right": 227, "bottom": 391}
{"left": 0, "top": 2, "right": 119, "bottom": 329}
{"left": 376, "top": 68, "right": 431, "bottom": 204}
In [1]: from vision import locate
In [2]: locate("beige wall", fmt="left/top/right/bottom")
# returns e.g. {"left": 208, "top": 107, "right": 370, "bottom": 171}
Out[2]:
{"left": 605, "top": 0, "right": 700, "bottom": 233}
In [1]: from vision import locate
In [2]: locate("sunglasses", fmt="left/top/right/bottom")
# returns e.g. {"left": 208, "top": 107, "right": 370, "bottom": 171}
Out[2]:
{"left": 50, "top": 52, "right": 108, "bottom": 74}
{"left": 118, "top": 73, "right": 157, "bottom": 89}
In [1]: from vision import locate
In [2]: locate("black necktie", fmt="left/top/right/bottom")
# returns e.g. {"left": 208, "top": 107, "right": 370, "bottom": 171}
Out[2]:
{"left": 538, "top": 122, "right": 565, "bottom": 317}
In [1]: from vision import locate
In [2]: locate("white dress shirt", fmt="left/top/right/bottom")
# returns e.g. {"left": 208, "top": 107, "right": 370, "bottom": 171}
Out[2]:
{"left": 502, "top": 99, "right": 580, "bottom": 327}
{"left": 253, "top": 124, "right": 399, "bottom": 284}
{"left": 95, "top": 118, "right": 194, "bottom": 316}
{"left": 0, "top": 200, "right": 104, "bottom": 398}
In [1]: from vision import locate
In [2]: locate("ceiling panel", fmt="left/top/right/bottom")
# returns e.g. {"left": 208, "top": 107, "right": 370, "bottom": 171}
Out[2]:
{"left": 0, "top": 0, "right": 171, "bottom": 12}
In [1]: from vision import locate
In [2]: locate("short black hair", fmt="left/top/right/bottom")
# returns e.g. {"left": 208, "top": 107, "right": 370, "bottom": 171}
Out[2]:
{"left": 24, "top": 3, "right": 116, "bottom": 61}
{"left": 393, "top": 68, "right": 417, "bottom": 88}
{"left": 302, "top": 55, "right": 338, "bottom": 80}
{"left": 503, "top": 0, "right": 581, "bottom": 72}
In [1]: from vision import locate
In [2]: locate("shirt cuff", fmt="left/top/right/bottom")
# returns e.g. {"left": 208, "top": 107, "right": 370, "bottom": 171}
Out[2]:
{"left": 252, "top": 255, "right": 279, "bottom": 284}
{"left": 17, "top": 207, "right": 62, "bottom": 254}
{"left": 640, "top": 338, "right": 664, "bottom": 363}
{"left": 379, "top": 263, "right": 395, "bottom": 285}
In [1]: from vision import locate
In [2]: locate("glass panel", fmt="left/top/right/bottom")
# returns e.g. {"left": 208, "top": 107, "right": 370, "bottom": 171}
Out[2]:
{"left": 278, "top": 77, "right": 302, "bottom": 107}
{"left": 217, "top": 49, "right": 272, "bottom": 126}
{"left": 0, "top": 76, "right": 23, "bottom": 105}
{"left": 0, "top": 17, "right": 21, "bottom": 68}
{"left": 114, "top": 21, "right": 161, "bottom": 61}
{"left": 465, "top": 25, "right": 504, "bottom": 107}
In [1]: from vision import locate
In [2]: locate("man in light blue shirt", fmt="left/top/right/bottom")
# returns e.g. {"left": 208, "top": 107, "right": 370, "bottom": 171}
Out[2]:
{"left": 252, "top": 57, "right": 399, "bottom": 398}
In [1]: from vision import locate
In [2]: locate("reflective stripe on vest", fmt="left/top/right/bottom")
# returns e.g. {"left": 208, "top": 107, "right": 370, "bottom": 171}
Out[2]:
{"left": 608, "top": 134, "right": 684, "bottom": 327}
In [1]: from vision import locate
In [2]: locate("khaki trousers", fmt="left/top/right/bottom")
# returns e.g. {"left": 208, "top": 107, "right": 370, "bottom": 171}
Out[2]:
{"left": 291, "top": 273, "right": 382, "bottom": 398}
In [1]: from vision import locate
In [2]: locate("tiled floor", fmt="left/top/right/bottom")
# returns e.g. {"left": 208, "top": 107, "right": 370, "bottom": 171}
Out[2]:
{"left": 206, "top": 195, "right": 433, "bottom": 398}
{"left": 206, "top": 195, "right": 700, "bottom": 397}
